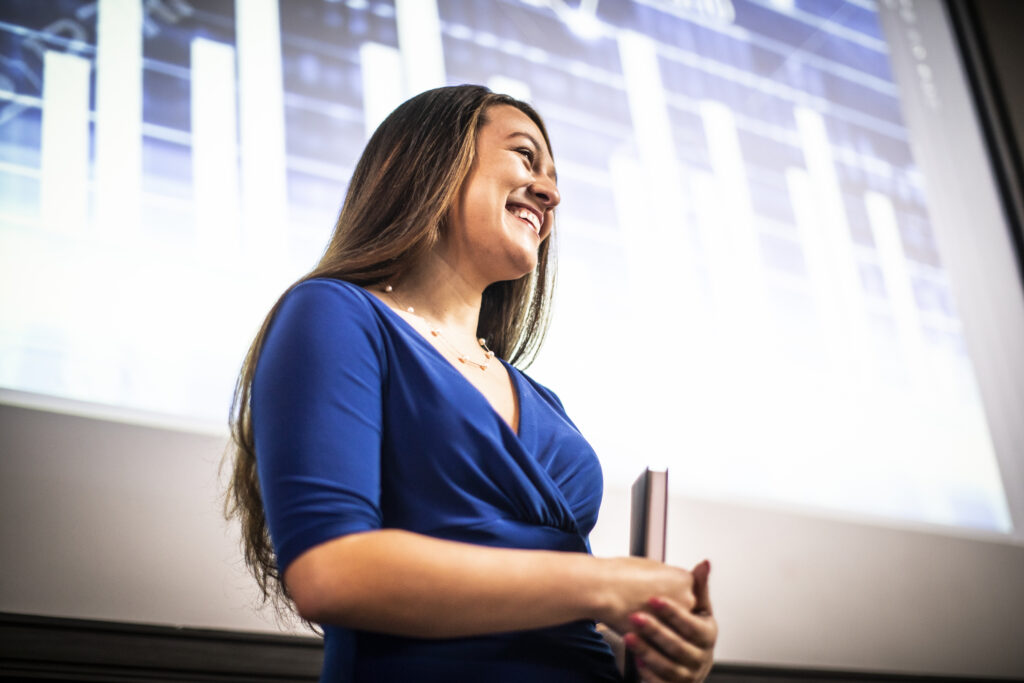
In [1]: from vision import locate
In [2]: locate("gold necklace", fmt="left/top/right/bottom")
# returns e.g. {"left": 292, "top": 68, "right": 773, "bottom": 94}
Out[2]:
{"left": 383, "top": 284, "right": 495, "bottom": 371}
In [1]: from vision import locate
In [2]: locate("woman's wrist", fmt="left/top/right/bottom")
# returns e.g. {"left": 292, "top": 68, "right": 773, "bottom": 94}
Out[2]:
{"left": 534, "top": 551, "right": 614, "bottom": 625}
{"left": 574, "top": 554, "right": 619, "bottom": 625}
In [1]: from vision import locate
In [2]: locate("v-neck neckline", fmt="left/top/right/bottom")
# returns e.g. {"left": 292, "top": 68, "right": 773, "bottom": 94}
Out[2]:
{"left": 358, "top": 284, "right": 524, "bottom": 438}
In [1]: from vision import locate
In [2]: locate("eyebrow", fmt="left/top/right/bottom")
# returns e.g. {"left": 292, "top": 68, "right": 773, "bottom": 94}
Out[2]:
{"left": 507, "top": 131, "right": 558, "bottom": 183}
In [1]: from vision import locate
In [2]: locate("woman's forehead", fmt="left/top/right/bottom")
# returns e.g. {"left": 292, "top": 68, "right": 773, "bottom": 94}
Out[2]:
{"left": 483, "top": 105, "right": 544, "bottom": 144}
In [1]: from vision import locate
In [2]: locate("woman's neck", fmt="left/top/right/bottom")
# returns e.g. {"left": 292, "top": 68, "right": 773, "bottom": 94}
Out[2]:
{"left": 386, "top": 253, "right": 484, "bottom": 340}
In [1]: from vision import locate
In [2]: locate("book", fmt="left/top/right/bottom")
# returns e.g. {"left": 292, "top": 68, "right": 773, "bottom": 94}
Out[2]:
{"left": 629, "top": 468, "right": 668, "bottom": 561}
{"left": 623, "top": 468, "right": 668, "bottom": 682}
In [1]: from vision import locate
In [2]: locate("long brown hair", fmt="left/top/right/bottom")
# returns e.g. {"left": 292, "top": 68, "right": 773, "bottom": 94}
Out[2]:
{"left": 225, "top": 85, "right": 558, "bottom": 620}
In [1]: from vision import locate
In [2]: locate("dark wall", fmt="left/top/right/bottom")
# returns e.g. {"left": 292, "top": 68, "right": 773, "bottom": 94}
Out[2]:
{"left": 969, "top": 0, "right": 1024, "bottom": 158}
{"left": 949, "top": 0, "right": 1024, "bottom": 278}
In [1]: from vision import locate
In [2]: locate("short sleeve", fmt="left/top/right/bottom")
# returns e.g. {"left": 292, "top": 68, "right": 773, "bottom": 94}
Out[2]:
{"left": 252, "top": 279, "right": 386, "bottom": 573}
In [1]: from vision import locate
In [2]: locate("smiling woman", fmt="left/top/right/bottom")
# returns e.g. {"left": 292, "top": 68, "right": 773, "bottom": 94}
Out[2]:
{"left": 444, "top": 106, "right": 560, "bottom": 283}
{"left": 224, "top": 85, "right": 717, "bottom": 683}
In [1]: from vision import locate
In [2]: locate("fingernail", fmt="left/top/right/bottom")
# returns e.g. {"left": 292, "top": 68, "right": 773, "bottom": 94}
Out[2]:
{"left": 648, "top": 596, "right": 667, "bottom": 609}
{"left": 629, "top": 612, "right": 648, "bottom": 627}
{"left": 623, "top": 633, "right": 639, "bottom": 648}
{"left": 635, "top": 658, "right": 646, "bottom": 669}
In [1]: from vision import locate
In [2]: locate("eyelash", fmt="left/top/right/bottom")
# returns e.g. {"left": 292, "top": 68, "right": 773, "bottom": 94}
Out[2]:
{"left": 515, "top": 147, "right": 535, "bottom": 164}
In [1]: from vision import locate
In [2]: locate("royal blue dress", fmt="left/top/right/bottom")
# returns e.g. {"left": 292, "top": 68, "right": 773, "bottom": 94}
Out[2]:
{"left": 252, "top": 278, "right": 620, "bottom": 682}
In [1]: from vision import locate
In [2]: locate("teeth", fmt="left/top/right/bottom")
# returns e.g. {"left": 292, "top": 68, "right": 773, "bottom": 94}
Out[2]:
{"left": 511, "top": 206, "right": 541, "bottom": 233}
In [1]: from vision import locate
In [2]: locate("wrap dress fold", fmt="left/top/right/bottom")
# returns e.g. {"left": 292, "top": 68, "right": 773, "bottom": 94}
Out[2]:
{"left": 253, "top": 278, "right": 620, "bottom": 682}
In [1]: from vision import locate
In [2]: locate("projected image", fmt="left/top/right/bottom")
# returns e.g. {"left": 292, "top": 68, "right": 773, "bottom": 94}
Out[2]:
{"left": 0, "top": 0, "right": 1011, "bottom": 533}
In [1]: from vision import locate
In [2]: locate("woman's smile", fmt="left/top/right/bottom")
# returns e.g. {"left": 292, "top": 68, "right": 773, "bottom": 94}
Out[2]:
{"left": 506, "top": 203, "right": 543, "bottom": 234}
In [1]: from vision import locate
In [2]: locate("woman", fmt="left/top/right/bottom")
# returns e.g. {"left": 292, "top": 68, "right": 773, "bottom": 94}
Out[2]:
{"left": 227, "top": 85, "right": 717, "bottom": 682}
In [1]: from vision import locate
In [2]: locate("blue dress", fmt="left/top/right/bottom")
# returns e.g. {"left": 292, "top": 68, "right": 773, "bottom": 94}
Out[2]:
{"left": 252, "top": 278, "right": 620, "bottom": 682}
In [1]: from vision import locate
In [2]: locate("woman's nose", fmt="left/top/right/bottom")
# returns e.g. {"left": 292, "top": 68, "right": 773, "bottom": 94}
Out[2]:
{"left": 530, "top": 175, "right": 560, "bottom": 209}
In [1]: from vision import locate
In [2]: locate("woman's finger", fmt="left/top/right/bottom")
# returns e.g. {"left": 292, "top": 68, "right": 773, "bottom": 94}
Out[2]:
{"left": 635, "top": 657, "right": 671, "bottom": 683}
{"left": 625, "top": 629, "right": 698, "bottom": 682}
{"left": 626, "top": 613, "right": 704, "bottom": 669}
{"left": 690, "top": 559, "right": 713, "bottom": 616}
{"left": 647, "top": 595, "right": 718, "bottom": 650}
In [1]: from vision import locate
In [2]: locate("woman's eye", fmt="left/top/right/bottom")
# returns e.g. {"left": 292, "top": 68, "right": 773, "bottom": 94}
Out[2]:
{"left": 516, "top": 147, "right": 535, "bottom": 163}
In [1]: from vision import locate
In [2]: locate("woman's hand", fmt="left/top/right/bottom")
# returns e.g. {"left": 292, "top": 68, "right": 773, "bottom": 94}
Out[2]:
{"left": 595, "top": 557, "right": 697, "bottom": 635}
{"left": 622, "top": 560, "right": 717, "bottom": 683}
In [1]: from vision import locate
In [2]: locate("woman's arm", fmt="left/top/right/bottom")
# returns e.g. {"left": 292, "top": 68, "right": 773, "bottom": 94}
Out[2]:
{"left": 285, "top": 528, "right": 696, "bottom": 638}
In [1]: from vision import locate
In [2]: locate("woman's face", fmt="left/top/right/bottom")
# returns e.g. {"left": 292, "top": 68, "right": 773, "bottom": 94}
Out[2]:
{"left": 444, "top": 104, "right": 560, "bottom": 285}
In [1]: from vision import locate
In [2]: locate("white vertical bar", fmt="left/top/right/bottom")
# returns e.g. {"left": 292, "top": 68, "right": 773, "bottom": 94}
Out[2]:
{"left": 394, "top": 0, "right": 446, "bottom": 97}
{"left": 616, "top": 31, "right": 694, "bottom": 308}
{"left": 698, "top": 100, "right": 763, "bottom": 316}
{"left": 40, "top": 50, "right": 90, "bottom": 233}
{"left": 787, "top": 167, "right": 847, "bottom": 359}
{"left": 236, "top": 0, "right": 289, "bottom": 260}
{"left": 864, "top": 191, "right": 929, "bottom": 387}
{"left": 94, "top": 0, "right": 142, "bottom": 237}
{"left": 359, "top": 42, "right": 404, "bottom": 140}
{"left": 608, "top": 149, "right": 686, "bottom": 455}
{"left": 794, "top": 106, "right": 870, "bottom": 372}
{"left": 487, "top": 75, "right": 531, "bottom": 102}
{"left": 608, "top": 150, "right": 657, "bottom": 286}
{"left": 699, "top": 101, "right": 754, "bottom": 216}
{"left": 190, "top": 38, "right": 240, "bottom": 257}
{"left": 617, "top": 31, "right": 680, "bottom": 200}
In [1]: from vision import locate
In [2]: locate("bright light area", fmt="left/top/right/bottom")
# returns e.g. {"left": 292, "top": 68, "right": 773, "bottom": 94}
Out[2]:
{"left": 0, "top": 0, "right": 1013, "bottom": 538}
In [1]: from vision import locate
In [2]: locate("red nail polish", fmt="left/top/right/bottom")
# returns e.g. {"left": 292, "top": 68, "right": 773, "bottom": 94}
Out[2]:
{"left": 630, "top": 613, "right": 648, "bottom": 627}
{"left": 636, "top": 658, "right": 646, "bottom": 669}
{"left": 648, "top": 596, "right": 667, "bottom": 609}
